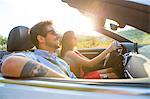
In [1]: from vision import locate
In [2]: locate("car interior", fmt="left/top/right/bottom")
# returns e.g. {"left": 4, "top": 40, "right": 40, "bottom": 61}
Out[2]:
{"left": 0, "top": 25, "right": 149, "bottom": 80}
{"left": 0, "top": 1, "right": 149, "bottom": 99}
{"left": 61, "top": 0, "right": 150, "bottom": 80}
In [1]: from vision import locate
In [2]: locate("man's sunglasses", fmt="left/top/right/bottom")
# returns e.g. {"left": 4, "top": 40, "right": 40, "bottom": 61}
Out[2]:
{"left": 46, "top": 30, "right": 58, "bottom": 35}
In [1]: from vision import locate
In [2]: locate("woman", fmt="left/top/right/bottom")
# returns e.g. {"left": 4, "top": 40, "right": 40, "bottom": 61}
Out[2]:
{"left": 61, "top": 31, "right": 120, "bottom": 79}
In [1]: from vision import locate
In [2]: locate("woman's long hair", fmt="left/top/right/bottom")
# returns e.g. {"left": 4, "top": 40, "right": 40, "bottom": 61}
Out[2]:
{"left": 61, "top": 31, "right": 75, "bottom": 57}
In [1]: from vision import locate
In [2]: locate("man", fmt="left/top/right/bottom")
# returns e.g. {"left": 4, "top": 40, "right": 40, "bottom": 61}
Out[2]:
{"left": 1, "top": 21, "right": 75, "bottom": 79}
{"left": 1, "top": 21, "right": 119, "bottom": 79}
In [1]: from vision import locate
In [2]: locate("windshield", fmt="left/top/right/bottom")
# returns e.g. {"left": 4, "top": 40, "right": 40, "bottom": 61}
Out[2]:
{"left": 104, "top": 19, "right": 150, "bottom": 45}
{"left": 116, "top": 29, "right": 150, "bottom": 45}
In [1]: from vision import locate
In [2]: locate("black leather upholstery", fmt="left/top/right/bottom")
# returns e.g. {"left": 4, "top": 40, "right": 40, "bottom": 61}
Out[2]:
{"left": 7, "top": 26, "right": 34, "bottom": 52}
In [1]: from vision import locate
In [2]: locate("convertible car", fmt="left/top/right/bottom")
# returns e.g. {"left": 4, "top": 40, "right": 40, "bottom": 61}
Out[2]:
{"left": 0, "top": 0, "right": 150, "bottom": 99}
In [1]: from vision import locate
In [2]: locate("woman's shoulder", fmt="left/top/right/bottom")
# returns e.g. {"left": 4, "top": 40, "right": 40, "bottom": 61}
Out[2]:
{"left": 65, "top": 50, "right": 74, "bottom": 56}
{"left": 64, "top": 50, "right": 79, "bottom": 58}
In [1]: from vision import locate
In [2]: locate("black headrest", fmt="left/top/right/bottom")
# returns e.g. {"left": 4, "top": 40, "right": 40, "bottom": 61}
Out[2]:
{"left": 7, "top": 26, "right": 34, "bottom": 52}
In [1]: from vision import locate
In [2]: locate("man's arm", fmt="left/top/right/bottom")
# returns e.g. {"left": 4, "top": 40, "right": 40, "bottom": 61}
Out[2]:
{"left": 1, "top": 56, "right": 69, "bottom": 78}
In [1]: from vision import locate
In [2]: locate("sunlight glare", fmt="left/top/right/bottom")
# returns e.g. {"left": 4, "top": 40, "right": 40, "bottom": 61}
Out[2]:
{"left": 0, "top": 0, "right": 98, "bottom": 37}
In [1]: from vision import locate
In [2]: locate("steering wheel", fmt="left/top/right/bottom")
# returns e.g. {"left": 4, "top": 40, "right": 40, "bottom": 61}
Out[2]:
{"left": 103, "top": 42, "right": 127, "bottom": 78}
{"left": 104, "top": 42, "right": 127, "bottom": 65}
{"left": 117, "top": 43, "right": 128, "bottom": 55}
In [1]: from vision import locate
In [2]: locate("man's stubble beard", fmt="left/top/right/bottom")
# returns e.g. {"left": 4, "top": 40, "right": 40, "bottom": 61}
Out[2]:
{"left": 45, "top": 39, "right": 60, "bottom": 50}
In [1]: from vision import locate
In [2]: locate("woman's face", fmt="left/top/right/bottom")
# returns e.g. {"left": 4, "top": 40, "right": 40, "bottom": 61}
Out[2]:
{"left": 71, "top": 34, "right": 77, "bottom": 47}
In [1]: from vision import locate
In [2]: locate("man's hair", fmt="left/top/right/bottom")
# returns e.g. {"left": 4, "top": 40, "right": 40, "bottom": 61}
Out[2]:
{"left": 30, "top": 21, "right": 53, "bottom": 48}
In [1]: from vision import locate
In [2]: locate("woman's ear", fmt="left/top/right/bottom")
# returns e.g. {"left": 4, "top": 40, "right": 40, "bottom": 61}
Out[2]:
{"left": 37, "top": 35, "right": 45, "bottom": 43}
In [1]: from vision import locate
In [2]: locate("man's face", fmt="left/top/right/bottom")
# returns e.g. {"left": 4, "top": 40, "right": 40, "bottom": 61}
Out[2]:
{"left": 44, "top": 25, "right": 59, "bottom": 49}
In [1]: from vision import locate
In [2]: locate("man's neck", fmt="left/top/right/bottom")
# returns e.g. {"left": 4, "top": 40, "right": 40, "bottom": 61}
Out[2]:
{"left": 38, "top": 46, "right": 56, "bottom": 53}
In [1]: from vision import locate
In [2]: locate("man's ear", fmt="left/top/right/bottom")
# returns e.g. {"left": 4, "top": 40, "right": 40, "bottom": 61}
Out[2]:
{"left": 37, "top": 35, "right": 45, "bottom": 43}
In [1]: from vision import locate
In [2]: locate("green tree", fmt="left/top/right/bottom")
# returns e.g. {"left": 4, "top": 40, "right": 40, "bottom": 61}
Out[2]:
{"left": 118, "top": 29, "right": 150, "bottom": 45}
{"left": 0, "top": 35, "right": 7, "bottom": 50}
